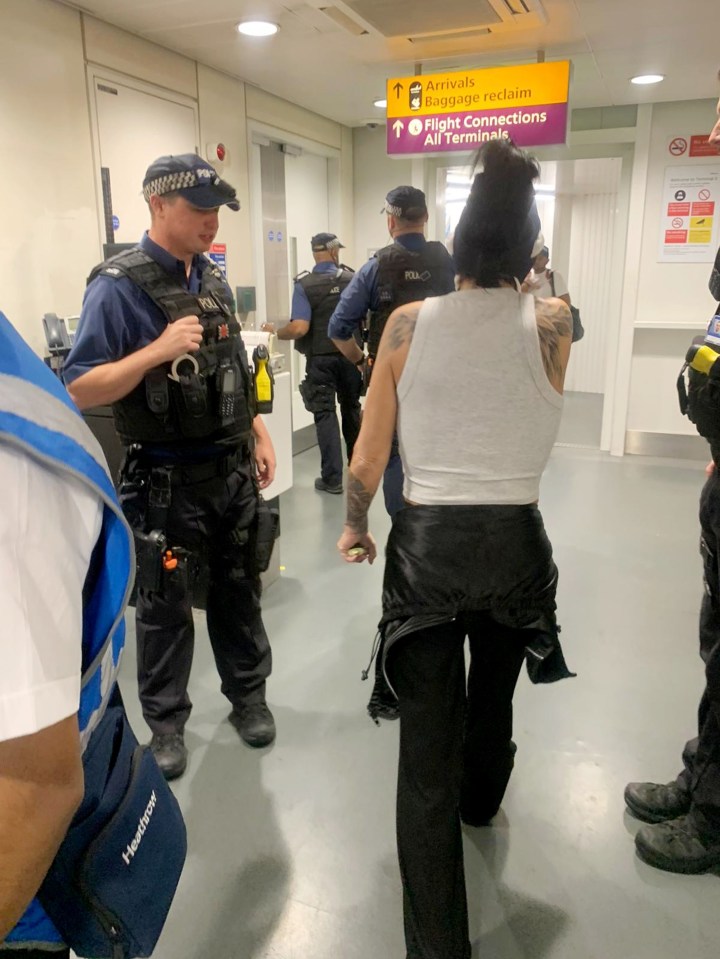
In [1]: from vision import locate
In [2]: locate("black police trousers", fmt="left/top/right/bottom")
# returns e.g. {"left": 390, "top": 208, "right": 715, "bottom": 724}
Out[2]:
{"left": 676, "top": 469, "right": 720, "bottom": 838}
{"left": 305, "top": 354, "right": 361, "bottom": 487}
{"left": 135, "top": 456, "right": 272, "bottom": 735}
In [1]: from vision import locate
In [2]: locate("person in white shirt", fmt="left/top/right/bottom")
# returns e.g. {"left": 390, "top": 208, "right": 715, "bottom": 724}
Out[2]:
{"left": 523, "top": 245, "right": 571, "bottom": 306}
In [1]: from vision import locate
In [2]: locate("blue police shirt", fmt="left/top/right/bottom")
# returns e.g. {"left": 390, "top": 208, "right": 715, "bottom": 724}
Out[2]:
{"left": 63, "top": 232, "right": 208, "bottom": 386}
{"left": 291, "top": 261, "right": 340, "bottom": 321}
{"left": 327, "top": 234, "right": 455, "bottom": 341}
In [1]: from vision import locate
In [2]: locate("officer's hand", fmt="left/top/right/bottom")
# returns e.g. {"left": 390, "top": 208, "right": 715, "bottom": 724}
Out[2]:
{"left": 154, "top": 316, "right": 204, "bottom": 362}
{"left": 254, "top": 433, "right": 276, "bottom": 489}
{"left": 337, "top": 527, "right": 377, "bottom": 565}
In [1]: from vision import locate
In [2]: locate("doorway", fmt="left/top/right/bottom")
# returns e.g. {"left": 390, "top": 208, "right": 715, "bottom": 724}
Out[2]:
{"left": 250, "top": 135, "right": 336, "bottom": 438}
{"left": 437, "top": 155, "right": 626, "bottom": 450}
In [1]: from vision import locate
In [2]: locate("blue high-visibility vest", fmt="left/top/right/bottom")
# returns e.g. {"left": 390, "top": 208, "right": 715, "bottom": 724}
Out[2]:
{"left": 0, "top": 312, "right": 134, "bottom": 948}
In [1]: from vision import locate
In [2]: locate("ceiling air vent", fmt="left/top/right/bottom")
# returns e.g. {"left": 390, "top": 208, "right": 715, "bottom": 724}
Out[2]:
{"left": 319, "top": 0, "right": 546, "bottom": 39}
{"left": 318, "top": 6, "right": 369, "bottom": 35}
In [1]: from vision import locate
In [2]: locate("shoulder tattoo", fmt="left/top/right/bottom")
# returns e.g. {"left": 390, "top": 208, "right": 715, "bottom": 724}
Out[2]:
{"left": 535, "top": 298, "right": 572, "bottom": 380}
{"left": 386, "top": 306, "right": 420, "bottom": 352}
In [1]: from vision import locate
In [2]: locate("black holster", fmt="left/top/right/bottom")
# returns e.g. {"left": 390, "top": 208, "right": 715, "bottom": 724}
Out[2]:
{"left": 249, "top": 497, "right": 280, "bottom": 575}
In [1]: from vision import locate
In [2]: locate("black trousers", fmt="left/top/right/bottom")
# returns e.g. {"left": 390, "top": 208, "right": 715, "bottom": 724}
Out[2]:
{"left": 386, "top": 614, "right": 528, "bottom": 959}
{"left": 135, "top": 457, "right": 272, "bottom": 735}
{"left": 305, "top": 354, "right": 361, "bottom": 486}
{"left": 676, "top": 471, "right": 720, "bottom": 837}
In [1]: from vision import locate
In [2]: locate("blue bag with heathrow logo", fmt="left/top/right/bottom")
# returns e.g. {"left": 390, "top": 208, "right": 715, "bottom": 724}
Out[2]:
{"left": 38, "top": 699, "right": 187, "bottom": 958}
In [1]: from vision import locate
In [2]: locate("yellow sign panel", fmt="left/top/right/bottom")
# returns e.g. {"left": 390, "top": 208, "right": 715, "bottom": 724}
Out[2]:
{"left": 690, "top": 229, "right": 713, "bottom": 244}
{"left": 690, "top": 216, "right": 713, "bottom": 229}
{"left": 386, "top": 61, "right": 570, "bottom": 119}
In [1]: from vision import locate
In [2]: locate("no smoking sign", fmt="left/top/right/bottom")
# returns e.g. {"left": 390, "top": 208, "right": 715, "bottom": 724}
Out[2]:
{"left": 669, "top": 137, "right": 688, "bottom": 156}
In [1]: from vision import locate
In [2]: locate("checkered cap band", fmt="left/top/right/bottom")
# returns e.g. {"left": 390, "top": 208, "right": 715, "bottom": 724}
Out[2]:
{"left": 143, "top": 170, "right": 217, "bottom": 201}
{"left": 385, "top": 203, "right": 404, "bottom": 217}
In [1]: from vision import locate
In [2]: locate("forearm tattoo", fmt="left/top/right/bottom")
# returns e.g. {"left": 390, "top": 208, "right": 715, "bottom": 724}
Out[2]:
{"left": 535, "top": 299, "right": 572, "bottom": 381}
{"left": 346, "top": 471, "right": 373, "bottom": 534}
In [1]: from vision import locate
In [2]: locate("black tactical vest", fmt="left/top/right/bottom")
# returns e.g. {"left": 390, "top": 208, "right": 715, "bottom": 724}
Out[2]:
{"left": 677, "top": 323, "right": 720, "bottom": 446}
{"left": 295, "top": 268, "right": 354, "bottom": 357}
{"left": 367, "top": 240, "right": 455, "bottom": 357}
{"left": 87, "top": 248, "right": 254, "bottom": 448}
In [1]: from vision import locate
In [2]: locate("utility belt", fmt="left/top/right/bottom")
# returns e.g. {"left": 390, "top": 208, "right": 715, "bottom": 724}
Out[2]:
{"left": 118, "top": 445, "right": 277, "bottom": 605}
{"left": 139, "top": 446, "right": 246, "bottom": 486}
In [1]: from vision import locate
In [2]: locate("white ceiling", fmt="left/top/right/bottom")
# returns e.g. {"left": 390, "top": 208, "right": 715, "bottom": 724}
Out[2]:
{"left": 61, "top": 0, "right": 720, "bottom": 127}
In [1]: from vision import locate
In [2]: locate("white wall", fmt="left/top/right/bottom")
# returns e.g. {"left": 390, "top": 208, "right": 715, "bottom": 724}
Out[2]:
{"left": 0, "top": 0, "right": 98, "bottom": 353}
{"left": 353, "top": 126, "right": 413, "bottom": 268}
{"left": 627, "top": 98, "right": 719, "bottom": 436}
{"left": 0, "top": 0, "right": 353, "bottom": 359}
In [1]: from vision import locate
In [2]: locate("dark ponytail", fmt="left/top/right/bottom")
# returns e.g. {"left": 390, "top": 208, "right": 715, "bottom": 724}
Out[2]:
{"left": 453, "top": 139, "right": 541, "bottom": 287}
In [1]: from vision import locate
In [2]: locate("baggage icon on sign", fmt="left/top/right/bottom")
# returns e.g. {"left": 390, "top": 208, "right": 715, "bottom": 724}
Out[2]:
{"left": 409, "top": 82, "right": 422, "bottom": 111}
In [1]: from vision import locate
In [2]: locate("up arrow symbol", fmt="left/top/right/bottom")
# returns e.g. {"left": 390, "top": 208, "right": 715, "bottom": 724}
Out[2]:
{"left": 393, "top": 119, "right": 405, "bottom": 137}
{"left": 393, "top": 82, "right": 403, "bottom": 98}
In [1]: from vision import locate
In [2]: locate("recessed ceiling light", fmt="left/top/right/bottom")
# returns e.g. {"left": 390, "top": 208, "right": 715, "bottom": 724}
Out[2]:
{"left": 237, "top": 21, "right": 279, "bottom": 37}
{"left": 631, "top": 74, "right": 665, "bottom": 85}
{"left": 373, "top": 98, "right": 387, "bottom": 109}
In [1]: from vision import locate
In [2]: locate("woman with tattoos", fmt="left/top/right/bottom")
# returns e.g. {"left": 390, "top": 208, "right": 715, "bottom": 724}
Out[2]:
{"left": 336, "top": 139, "right": 574, "bottom": 959}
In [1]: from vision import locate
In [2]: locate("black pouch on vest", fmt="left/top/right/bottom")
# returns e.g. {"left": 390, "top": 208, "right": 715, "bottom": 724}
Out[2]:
{"left": 38, "top": 702, "right": 187, "bottom": 958}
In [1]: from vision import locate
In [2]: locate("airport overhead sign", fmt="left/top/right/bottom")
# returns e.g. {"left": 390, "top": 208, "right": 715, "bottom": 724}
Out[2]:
{"left": 386, "top": 61, "right": 571, "bottom": 156}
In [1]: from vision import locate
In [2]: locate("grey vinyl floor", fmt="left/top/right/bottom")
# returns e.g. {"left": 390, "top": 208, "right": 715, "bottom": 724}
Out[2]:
{"left": 116, "top": 444, "right": 720, "bottom": 959}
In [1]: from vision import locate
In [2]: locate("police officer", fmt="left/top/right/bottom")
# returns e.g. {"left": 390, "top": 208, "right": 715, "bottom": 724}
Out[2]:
{"left": 263, "top": 233, "right": 360, "bottom": 494}
{"left": 328, "top": 186, "right": 455, "bottom": 723}
{"left": 328, "top": 186, "right": 455, "bottom": 517}
{"left": 624, "top": 86, "right": 720, "bottom": 873}
{"left": 63, "top": 154, "right": 277, "bottom": 780}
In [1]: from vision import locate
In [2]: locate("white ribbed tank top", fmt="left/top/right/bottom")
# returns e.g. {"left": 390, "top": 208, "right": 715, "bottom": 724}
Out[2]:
{"left": 396, "top": 288, "right": 563, "bottom": 505}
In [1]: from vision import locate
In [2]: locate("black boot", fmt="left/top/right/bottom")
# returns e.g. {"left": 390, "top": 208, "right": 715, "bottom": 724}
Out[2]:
{"left": 230, "top": 702, "right": 276, "bottom": 747}
{"left": 150, "top": 732, "right": 187, "bottom": 781}
{"left": 635, "top": 815, "right": 720, "bottom": 874}
{"left": 624, "top": 780, "right": 691, "bottom": 824}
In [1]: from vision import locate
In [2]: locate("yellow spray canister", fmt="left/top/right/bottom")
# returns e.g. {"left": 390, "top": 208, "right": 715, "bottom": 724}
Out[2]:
{"left": 253, "top": 344, "right": 274, "bottom": 413}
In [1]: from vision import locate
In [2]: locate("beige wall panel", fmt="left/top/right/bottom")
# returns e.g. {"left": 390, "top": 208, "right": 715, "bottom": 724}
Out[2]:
{"left": 197, "top": 65, "right": 254, "bottom": 290}
{"left": 0, "top": 0, "right": 98, "bottom": 352}
{"left": 246, "top": 87, "right": 342, "bottom": 151}
{"left": 83, "top": 16, "right": 197, "bottom": 99}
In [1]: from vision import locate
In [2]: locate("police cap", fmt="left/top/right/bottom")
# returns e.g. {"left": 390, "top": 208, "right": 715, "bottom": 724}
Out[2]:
{"left": 382, "top": 185, "right": 428, "bottom": 219}
{"left": 311, "top": 233, "right": 344, "bottom": 252}
{"left": 143, "top": 153, "right": 240, "bottom": 211}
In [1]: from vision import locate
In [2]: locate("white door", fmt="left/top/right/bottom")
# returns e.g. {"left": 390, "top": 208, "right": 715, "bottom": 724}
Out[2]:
{"left": 284, "top": 151, "right": 330, "bottom": 432}
{"left": 90, "top": 74, "right": 199, "bottom": 245}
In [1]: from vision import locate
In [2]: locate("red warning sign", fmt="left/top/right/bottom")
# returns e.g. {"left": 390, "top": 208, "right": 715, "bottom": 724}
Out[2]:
{"left": 692, "top": 202, "right": 715, "bottom": 216}
{"left": 664, "top": 230, "right": 688, "bottom": 243}
{"left": 669, "top": 137, "right": 688, "bottom": 156}
{"left": 690, "top": 135, "right": 720, "bottom": 158}
{"left": 668, "top": 202, "right": 691, "bottom": 216}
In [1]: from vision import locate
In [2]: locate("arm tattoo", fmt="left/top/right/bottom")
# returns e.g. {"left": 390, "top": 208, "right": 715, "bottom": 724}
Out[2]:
{"left": 535, "top": 299, "right": 571, "bottom": 381}
{"left": 386, "top": 308, "right": 419, "bottom": 351}
{"left": 346, "top": 471, "right": 373, "bottom": 534}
